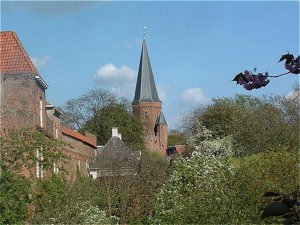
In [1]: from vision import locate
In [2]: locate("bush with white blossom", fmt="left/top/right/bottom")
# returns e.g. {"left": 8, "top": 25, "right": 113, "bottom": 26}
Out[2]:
{"left": 153, "top": 126, "right": 235, "bottom": 224}
{"left": 152, "top": 124, "right": 298, "bottom": 224}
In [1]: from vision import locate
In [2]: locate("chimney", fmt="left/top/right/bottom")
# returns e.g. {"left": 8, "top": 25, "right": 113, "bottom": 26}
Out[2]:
{"left": 112, "top": 127, "right": 122, "bottom": 140}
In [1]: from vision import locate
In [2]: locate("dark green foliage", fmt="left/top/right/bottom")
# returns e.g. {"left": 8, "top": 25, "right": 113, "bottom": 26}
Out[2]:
{"left": 195, "top": 91, "right": 299, "bottom": 156}
{"left": 82, "top": 103, "right": 145, "bottom": 151}
{"left": 32, "top": 175, "right": 68, "bottom": 223}
{"left": 0, "top": 170, "right": 31, "bottom": 224}
{"left": 199, "top": 97, "right": 239, "bottom": 138}
{"left": 153, "top": 149, "right": 298, "bottom": 224}
{"left": 230, "top": 150, "right": 299, "bottom": 223}
{"left": 95, "top": 151, "right": 169, "bottom": 224}
{"left": 30, "top": 151, "right": 168, "bottom": 224}
{"left": 32, "top": 172, "right": 109, "bottom": 224}
{"left": 261, "top": 190, "right": 299, "bottom": 224}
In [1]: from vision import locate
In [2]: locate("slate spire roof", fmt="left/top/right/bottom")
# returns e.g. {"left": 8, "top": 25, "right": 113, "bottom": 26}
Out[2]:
{"left": 156, "top": 112, "right": 167, "bottom": 125}
{"left": 132, "top": 38, "right": 160, "bottom": 104}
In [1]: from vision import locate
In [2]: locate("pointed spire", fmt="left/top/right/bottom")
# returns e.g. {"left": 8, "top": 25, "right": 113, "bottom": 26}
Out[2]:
{"left": 156, "top": 112, "right": 167, "bottom": 125}
{"left": 132, "top": 36, "right": 160, "bottom": 104}
{"left": 143, "top": 26, "right": 147, "bottom": 39}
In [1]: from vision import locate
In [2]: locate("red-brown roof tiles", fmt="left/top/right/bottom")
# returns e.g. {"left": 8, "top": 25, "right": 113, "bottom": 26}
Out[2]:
{"left": 0, "top": 31, "right": 40, "bottom": 75}
{"left": 61, "top": 126, "right": 97, "bottom": 148}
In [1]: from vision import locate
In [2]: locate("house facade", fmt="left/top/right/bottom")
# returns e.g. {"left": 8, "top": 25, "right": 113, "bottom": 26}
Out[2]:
{"left": 0, "top": 31, "right": 96, "bottom": 179}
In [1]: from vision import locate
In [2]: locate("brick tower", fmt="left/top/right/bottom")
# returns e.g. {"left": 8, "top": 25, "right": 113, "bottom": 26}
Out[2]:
{"left": 132, "top": 36, "right": 168, "bottom": 155}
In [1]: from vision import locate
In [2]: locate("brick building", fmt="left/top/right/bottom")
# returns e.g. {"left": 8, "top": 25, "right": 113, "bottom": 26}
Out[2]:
{"left": 132, "top": 37, "right": 168, "bottom": 155}
{"left": 0, "top": 31, "right": 96, "bottom": 179}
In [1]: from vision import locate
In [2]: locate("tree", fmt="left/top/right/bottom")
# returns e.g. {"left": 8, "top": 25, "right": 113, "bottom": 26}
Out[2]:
{"left": 32, "top": 173, "right": 118, "bottom": 224}
{"left": 61, "top": 88, "right": 128, "bottom": 130}
{"left": 230, "top": 150, "right": 298, "bottom": 223}
{"left": 94, "top": 150, "right": 169, "bottom": 224}
{"left": 0, "top": 129, "right": 66, "bottom": 224}
{"left": 168, "top": 129, "right": 186, "bottom": 146}
{"left": 0, "top": 170, "right": 31, "bottom": 224}
{"left": 153, "top": 128, "right": 298, "bottom": 224}
{"left": 179, "top": 90, "right": 299, "bottom": 156}
{"left": 177, "top": 106, "right": 207, "bottom": 138}
{"left": 81, "top": 103, "right": 145, "bottom": 151}
{"left": 153, "top": 135, "right": 234, "bottom": 224}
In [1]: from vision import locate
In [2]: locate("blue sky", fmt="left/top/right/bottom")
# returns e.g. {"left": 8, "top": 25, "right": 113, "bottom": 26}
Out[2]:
{"left": 1, "top": 1, "right": 299, "bottom": 129}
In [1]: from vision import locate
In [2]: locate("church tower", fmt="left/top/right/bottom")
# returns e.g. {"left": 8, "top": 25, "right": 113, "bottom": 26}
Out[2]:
{"left": 132, "top": 36, "right": 168, "bottom": 155}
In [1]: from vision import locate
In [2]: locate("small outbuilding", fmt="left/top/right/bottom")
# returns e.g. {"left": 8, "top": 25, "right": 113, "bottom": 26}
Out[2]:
{"left": 89, "top": 128, "right": 141, "bottom": 178}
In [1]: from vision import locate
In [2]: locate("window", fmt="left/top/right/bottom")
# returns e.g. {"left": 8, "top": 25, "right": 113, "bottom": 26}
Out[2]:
{"left": 36, "top": 148, "right": 43, "bottom": 178}
{"left": 39, "top": 98, "right": 43, "bottom": 127}
{"left": 55, "top": 128, "right": 59, "bottom": 139}
{"left": 53, "top": 162, "right": 59, "bottom": 174}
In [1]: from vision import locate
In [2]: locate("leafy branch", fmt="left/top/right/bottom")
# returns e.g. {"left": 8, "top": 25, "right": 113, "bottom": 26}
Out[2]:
{"left": 233, "top": 53, "right": 299, "bottom": 90}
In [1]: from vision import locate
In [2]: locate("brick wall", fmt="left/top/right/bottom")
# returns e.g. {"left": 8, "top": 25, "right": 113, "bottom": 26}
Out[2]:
{"left": 1, "top": 72, "right": 47, "bottom": 132}
{"left": 61, "top": 133, "right": 96, "bottom": 180}
{"left": 132, "top": 101, "right": 168, "bottom": 155}
{"left": 0, "top": 31, "right": 97, "bottom": 180}
{"left": 174, "top": 145, "right": 187, "bottom": 155}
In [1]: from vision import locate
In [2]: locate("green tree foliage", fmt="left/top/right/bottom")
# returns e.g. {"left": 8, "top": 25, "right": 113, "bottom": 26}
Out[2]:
{"left": 153, "top": 136, "right": 234, "bottom": 224}
{"left": 168, "top": 129, "right": 186, "bottom": 146}
{"left": 95, "top": 151, "right": 169, "bottom": 224}
{"left": 32, "top": 173, "right": 117, "bottom": 224}
{"left": 61, "top": 88, "right": 128, "bottom": 130}
{"left": 0, "top": 170, "right": 31, "bottom": 224}
{"left": 82, "top": 103, "right": 144, "bottom": 151}
{"left": 231, "top": 150, "right": 299, "bottom": 223}
{"left": 0, "top": 129, "right": 66, "bottom": 224}
{"left": 31, "top": 152, "right": 168, "bottom": 224}
{"left": 153, "top": 128, "right": 298, "bottom": 224}
{"left": 180, "top": 86, "right": 299, "bottom": 156}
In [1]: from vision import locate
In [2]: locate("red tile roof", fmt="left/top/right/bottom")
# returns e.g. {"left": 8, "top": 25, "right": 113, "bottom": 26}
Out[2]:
{"left": 0, "top": 31, "right": 40, "bottom": 75}
{"left": 61, "top": 126, "right": 97, "bottom": 148}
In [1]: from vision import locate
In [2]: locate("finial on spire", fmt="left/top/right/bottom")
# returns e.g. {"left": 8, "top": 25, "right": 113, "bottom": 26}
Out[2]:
{"left": 143, "top": 26, "right": 147, "bottom": 38}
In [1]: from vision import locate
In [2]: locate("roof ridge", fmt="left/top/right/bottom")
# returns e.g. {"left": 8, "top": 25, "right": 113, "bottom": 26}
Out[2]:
{"left": 10, "top": 31, "right": 40, "bottom": 76}
{"left": 61, "top": 126, "right": 97, "bottom": 148}
{"left": 0, "top": 31, "right": 39, "bottom": 75}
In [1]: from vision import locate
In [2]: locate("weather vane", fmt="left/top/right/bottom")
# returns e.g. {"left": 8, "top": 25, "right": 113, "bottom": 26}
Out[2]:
{"left": 143, "top": 26, "right": 147, "bottom": 38}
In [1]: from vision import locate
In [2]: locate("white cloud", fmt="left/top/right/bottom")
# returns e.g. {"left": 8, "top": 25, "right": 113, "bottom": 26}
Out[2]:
{"left": 93, "top": 64, "right": 170, "bottom": 102}
{"left": 93, "top": 63, "right": 136, "bottom": 85}
{"left": 93, "top": 63, "right": 137, "bottom": 99}
{"left": 30, "top": 56, "right": 51, "bottom": 68}
{"left": 180, "top": 88, "right": 206, "bottom": 105}
{"left": 124, "top": 38, "right": 142, "bottom": 49}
